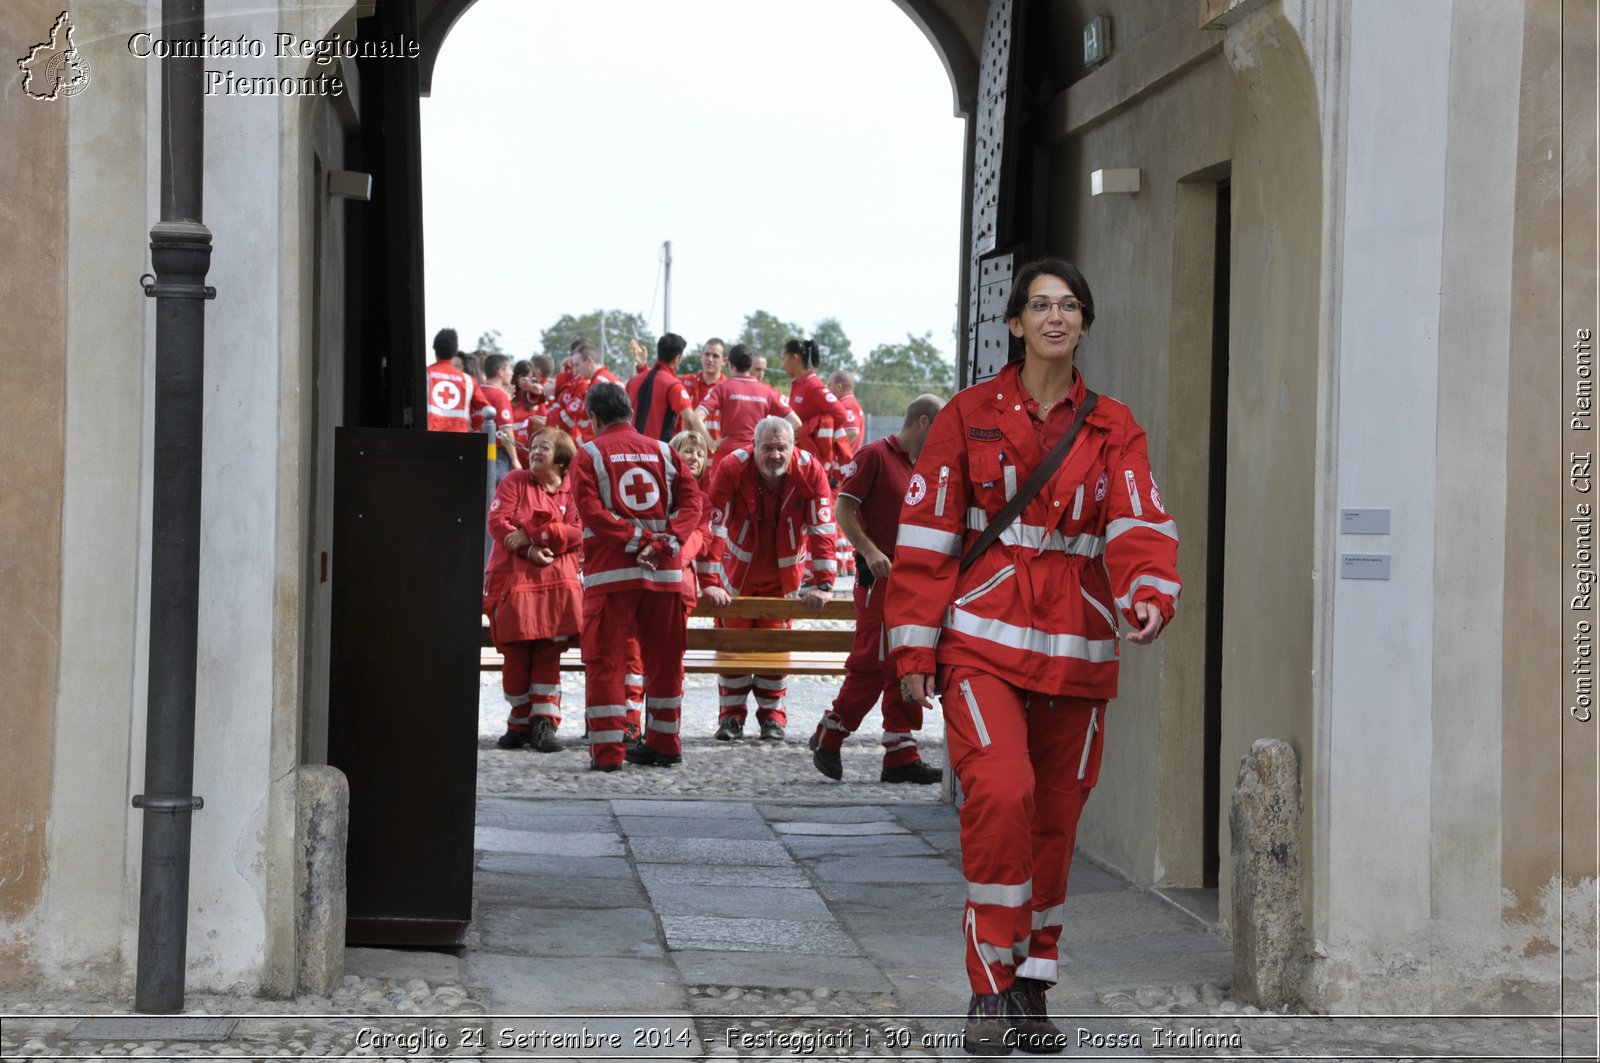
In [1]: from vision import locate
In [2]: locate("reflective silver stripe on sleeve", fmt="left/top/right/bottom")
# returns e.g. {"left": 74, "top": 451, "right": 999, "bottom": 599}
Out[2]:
{"left": 887, "top": 624, "right": 940, "bottom": 651}
{"left": 582, "top": 441, "right": 612, "bottom": 507}
{"left": 812, "top": 559, "right": 838, "bottom": 574}
{"left": 935, "top": 465, "right": 949, "bottom": 516}
{"left": 1114, "top": 574, "right": 1183, "bottom": 612}
{"left": 1072, "top": 484, "right": 1083, "bottom": 520}
{"left": 808, "top": 523, "right": 837, "bottom": 537}
{"left": 1106, "top": 517, "right": 1179, "bottom": 543}
{"left": 725, "top": 540, "right": 753, "bottom": 564}
{"left": 946, "top": 609, "right": 1119, "bottom": 663}
{"left": 1124, "top": 469, "right": 1143, "bottom": 517}
{"left": 967, "top": 878, "right": 1033, "bottom": 907}
{"left": 897, "top": 524, "right": 963, "bottom": 556}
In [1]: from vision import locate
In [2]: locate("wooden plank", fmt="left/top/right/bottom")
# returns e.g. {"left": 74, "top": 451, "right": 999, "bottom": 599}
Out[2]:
{"left": 481, "top": 647, "right": 849, "bottom": 676}
{"left": 687, "top": 628, "right": 853, "bottom": 653}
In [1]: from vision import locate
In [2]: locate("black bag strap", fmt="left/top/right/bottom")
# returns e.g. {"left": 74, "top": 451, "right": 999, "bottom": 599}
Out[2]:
{"left": 959, "top": 390, "right": 1098, "bottom": 573}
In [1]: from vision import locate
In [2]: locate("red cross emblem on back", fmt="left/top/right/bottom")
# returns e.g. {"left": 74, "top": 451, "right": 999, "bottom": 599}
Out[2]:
{"left": 618, "top": 468, "right": 661, "bottom": 511}
{"left": 431, "top": 379, "right": 461, "bottom": 409}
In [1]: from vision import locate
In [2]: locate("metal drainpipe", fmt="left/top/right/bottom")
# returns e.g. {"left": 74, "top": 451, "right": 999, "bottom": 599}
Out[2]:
{"left": 133, "top": 0, "right": 212, "bottom": 1014}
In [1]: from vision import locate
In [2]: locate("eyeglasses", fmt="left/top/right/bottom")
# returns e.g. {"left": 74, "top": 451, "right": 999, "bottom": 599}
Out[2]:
{"left": 1026, "top": 298, "right": 1085, "bottom": 315}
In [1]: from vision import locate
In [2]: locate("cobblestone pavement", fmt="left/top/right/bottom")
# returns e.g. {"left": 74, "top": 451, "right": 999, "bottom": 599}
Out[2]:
{"left": 3, "top": 673, "right": 1594, "bottom": 1060}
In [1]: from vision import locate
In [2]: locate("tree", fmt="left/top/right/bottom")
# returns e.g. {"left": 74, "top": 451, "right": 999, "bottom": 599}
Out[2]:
{"left": 856, "top": 331, "right": 956, "bottom": 416}
{"left": 539, "top": 310, "right": 655, "bottom": 374}
{"left": 810, "top": 317, "right": 859, "bottom": 376}
{"left": 736, "top": 310, "right": 803, "bottom": 360}
{"left": 475, "top": 329, "right": 503, "bottom": 354}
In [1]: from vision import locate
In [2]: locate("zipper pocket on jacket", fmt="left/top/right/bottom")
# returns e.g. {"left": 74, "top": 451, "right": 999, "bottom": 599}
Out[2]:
{"left": 960, "top": 679, "right": 992, "bottom": 748}
{"left": 1077, "top": 706, "right": 1100, "bottom": 780}
{"left": 1080, "top": 587, "right": 1118, "bottom": 635}
{"left": 953, "top": 564, "right": 1016, "bottom": 609}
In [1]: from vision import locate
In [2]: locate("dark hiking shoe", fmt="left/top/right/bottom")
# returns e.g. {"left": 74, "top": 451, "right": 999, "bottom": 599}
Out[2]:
{"left": 880, "top": 759, "right": 943, "bottom": 785}
{"left": 528, "top": 716, "right": 561, "bottom": 753}
{"left": 962, "top": 991, "right": 1020, "bottom": 1055}
{"left": 759, "top": 721, "right": 786, "bottom": 741}
{"left": 715, "top": 717, "right": 744, "bottom": 741}
{"left": 812, "top": 745, "right": 843, "bottom": 780}
{"left": 496, "top": 730, "right": 529, "bottom": 750}
{"left": 1010, "top": 977, "right": 1065, "bottom": 1054}
{"left": 589, "top": 759, "right": 620, "bottom": 773}
{"left": 624, "top": 743, "right": 681, "bottom": 768}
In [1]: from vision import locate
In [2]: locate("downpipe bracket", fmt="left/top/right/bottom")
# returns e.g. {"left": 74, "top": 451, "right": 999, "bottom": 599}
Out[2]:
{"left": 132, "top": 794, "right": 205, "bottom": 813}
{"left": 139, "top": 273, "right": 216, "bottom": 300}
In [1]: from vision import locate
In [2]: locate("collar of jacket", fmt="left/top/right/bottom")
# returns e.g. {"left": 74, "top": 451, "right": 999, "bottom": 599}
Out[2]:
{"left": 979, "top": 361, "right": 1116, "bottom": 481}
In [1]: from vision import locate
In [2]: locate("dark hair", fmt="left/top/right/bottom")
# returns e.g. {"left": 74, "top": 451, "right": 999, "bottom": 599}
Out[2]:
{"left": 572, "top": 340, "right": 601, "bottom": 364}
{"left": 657, "top": 332, "right": 687, "bottom": 364}
{"left": 702, "top": 338, "right": 725, "bottom": 353}
{"left": 460, "top": 351, "right": 483, "bottom": 381}
{"left": 510, "top": 359, "right": 534, "bottom": 398}
{"left": 585, "top": 381, "right": 632, "bottom": 427}
{"left": 1004, "top": 258, "right": 1096, "bottom": 331}
{"left": 782, "top": 338, "right": 821, "bottom": 369}
{"left": 529, "top": 354, "right": 554, "bottom": 377}
{"left": 483, "top": 353, "right": 510, "bottom": 379}
{"left": 432, "top": 327, "right": 459, "bottom": 361}
{"left": 727, "top": 344, "right": 755, "bottom": 373}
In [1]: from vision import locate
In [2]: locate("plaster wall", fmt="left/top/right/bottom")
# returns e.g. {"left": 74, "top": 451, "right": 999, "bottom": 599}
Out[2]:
{"left": 1049, "top": 51, "right": 1244, "bottom": 887}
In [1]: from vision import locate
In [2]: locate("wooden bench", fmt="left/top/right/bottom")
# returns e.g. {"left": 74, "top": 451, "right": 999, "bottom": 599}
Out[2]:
{"left": 480, "top": 595, "right": 856, "bottom": 676}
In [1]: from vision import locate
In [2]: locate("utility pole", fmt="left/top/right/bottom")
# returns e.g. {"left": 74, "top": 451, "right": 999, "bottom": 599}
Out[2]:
{"left": 662, "top": 240, "right": 672, "bottom": 335}
{"left": 135, "top": 0, "right": 212, "bottom": 1014}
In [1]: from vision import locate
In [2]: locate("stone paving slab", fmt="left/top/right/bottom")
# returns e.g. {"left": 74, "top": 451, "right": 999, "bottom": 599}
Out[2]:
{"left": 615, "top": 813, "right": 778, "bottom": 840}
{"left": 780, "top": 832, "right": 938, "bottom": 859}
{"left": 344, "top": 945, "right": 462, "bottom": 984}
{"left": 1068, "top": 857, "right": 1131, "bottom": 895}
{"left": 475, "top": 825, "right": 624, "bottom": 858}
{"left": 463, "top": 954, "right": 688, "bottom": 1014}
{"left": 476, "top": 851, "right": 633, "bottom": 879}
{"left": 474, "top": 905, "right": 664, "bottom": 959}
{"left": 637, "top": 864, "right": 814, "bottom": 890}
{"left": 1062, "top": 888, "right": 1209, "bottom": 940}
{"left": 474, "top": 805, "right": 615, "bottom": 833}
{"left": 810, "top": 879, "right": 970, "bottom": 910}
{"left": 771, "top": 819, "right": 909, "bottom": 835}
{"left": 759, "top": 804, "right": 901, "bottom": 823}
{"left": 642, "top": 881, "right": 837, "bottom": 922}
{"left": 610, "top": 798, "right": 763, "bottom": 818}
{"left": 662, "top": 914, "right": 860, "bottom": 955}
{"left": 474, "top": 869, "right": 649, "bottom": 909}
{"left": 807, "top": 854, "right": 962, "bottom": 884}
{"left": 670, "top": 951, "right": 895, "bottom": 993}
{"left": 628, "top": 836, "right": 795, "bottom": 866}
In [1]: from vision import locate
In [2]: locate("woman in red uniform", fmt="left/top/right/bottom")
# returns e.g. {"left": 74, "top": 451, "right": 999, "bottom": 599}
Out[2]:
{"left": 887, "top": 259, "right": 1181, "bottom": 1054}
{"left": 485, "top": 426, "right": 583, "bottom": 752}
{"left": 779, "top": 338, "right": 848, "bottom": 470}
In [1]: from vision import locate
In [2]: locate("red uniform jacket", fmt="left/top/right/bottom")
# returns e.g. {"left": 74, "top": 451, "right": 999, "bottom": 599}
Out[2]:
{"left": 626, "top": 362, "right": 695, "bottom": 442}
{"left": 787, "top": 370, "right": 847, "bottom": 468}
{"left": 699, "top": 376, "right": 791, "bottom": 456}
{"left": 885, "top": 361, "right": 1181, "bottom": 699}
{"left": 425, "top": 360, "right": 494, "bottom": 432}
{"left": 701, "top": 448, "right": 838, "bottom": 596}
{"left": 570, "top": 423, "right": 703, "bottom": 596}
{"left": 483, "top": 471, "right": 583, "bottom": 644}
{"left": 834, "top": 392, "right": 865, "bottom": 468}
{"left": 557, "top": 366, "right": 623, "bottom": 445}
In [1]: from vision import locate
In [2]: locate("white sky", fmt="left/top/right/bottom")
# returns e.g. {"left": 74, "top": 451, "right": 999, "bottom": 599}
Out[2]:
{"left": 420, "top": 0, "right": 966, "bottom": 364}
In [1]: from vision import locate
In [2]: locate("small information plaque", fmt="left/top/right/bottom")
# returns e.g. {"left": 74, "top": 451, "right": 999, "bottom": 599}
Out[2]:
{"left": 1340, "top": 553, "right": 1391, "bottom": 580}
{"left": 1340, "top": 508, "right": 1391, "bottom": 534}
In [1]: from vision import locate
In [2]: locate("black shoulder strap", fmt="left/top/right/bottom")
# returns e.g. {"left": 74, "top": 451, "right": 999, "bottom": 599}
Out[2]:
{"left": 958, "top": 390, "right": 1098, "bottom": 573}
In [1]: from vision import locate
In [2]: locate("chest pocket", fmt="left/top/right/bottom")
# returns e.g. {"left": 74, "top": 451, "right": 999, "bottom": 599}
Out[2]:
{"left": 968, "top": 446, "right": 1016, "bottom": 504}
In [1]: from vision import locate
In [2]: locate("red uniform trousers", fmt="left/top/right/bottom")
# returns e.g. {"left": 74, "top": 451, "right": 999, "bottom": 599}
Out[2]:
{"left": 940, "top": 666, "right": 1104, "bottom": 994}
{"left": 625, "top": 639, "right": 645, "bottom": 737}
{"left": 582, "top": 589, "right": 688, "bottom": 768}
{"left": 715, "top": 572, "right": 787, "bottom": 727}
{"left": 500, "top": 637, "right": 568, "bottom": 734}
{"left": 813, "top": 580, "right": 922, "bottom": 768}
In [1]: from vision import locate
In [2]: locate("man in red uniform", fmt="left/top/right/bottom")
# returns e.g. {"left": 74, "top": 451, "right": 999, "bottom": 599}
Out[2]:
{"left": 557, "top": 341, "right": 624, "bottom": 446}
{"left": 425, "top": 328, "right": 495, "bottom": 432}
{"left": 697, "top": 344, "right": 800, "bottom": 467}
{"left": 569, "top": 382, "right": 703, "bottom": 771}
{"left": 826, "top": 369, "right": 865, "bottom": 471}
{"left": 700, "top": 417, "right": 837, "bottom": 741}
{"left": 626, "top": 332, "right": 710, "bottom": 443}
{"left": 809, "top": 394, "right": 945, "bottom": 784}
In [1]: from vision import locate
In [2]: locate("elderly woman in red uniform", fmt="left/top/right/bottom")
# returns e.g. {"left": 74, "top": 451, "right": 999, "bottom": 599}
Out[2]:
{"left": 779, "top": 338, "right": 848, "bottom": 471}
{"left": 887, "top": 258, "right": 1180, "bottom": 1055}
{"left": 485, "top": 426, "right": 583, "bottom": 753}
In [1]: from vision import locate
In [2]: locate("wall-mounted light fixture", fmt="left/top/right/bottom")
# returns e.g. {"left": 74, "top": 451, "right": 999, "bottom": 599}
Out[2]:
{"left": 1083, "top": 16, "right": 1112, "bottom": 67}
{"left": 327, "top": 170, "right": 373, "bottom": 201}
{"left": 1091, "top": 168, "right": 1141, "bottom": 196}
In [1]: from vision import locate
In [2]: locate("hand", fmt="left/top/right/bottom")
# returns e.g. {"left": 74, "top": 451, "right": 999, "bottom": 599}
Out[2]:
{"left": 629, "top": 338, "right": 649, "bottom": 369}
{"left": 527, "top": 545, "right": 554, "bottom": 566}
{"left": 801, "top": 588, "right": 830, "bottom": 610}
{"left": 1126, "top": 601, "right": 1166, "bottom": 645}
{"left": 864, "top": 549, "right": 892, "bottom": 582}
{"left": 701, "top": 585, "right": 731, "bottom": 609}
{"left": 900, "top": 673, "right": 936, "bottom": 708}
{"left": 637, "top": 544, "right": 660, "bottom": 572}
{"left": 505, "top": 530, "right": 530, "bottom": 552}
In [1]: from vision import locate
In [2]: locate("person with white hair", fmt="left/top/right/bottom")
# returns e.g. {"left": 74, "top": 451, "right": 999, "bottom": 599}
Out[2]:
{"left": 698, "top": 416, "right": 837, "bottom": 741}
